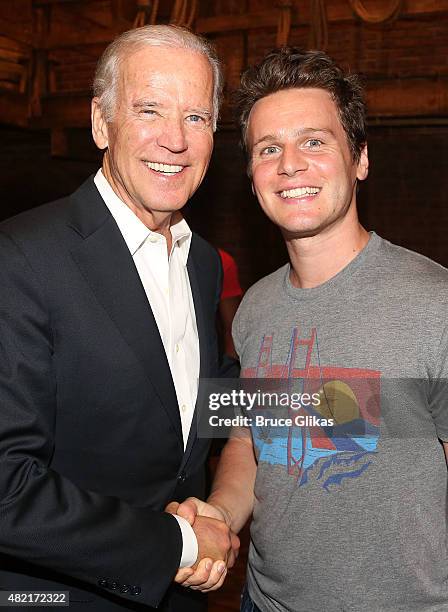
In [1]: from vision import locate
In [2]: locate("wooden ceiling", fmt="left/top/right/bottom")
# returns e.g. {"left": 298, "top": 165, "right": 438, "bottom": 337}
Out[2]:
{"left": 1, "top": 0, "right": 447, "bottom": 137}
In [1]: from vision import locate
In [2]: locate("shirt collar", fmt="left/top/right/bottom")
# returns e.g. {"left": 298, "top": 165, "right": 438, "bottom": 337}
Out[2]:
{"left": 94, "top": 169, "right": 192, "bottom": 262}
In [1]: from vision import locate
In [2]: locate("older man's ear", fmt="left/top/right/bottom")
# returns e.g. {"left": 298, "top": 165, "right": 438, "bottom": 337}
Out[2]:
{"left": 91, "top": 97, "right": 109, "bottom": 150}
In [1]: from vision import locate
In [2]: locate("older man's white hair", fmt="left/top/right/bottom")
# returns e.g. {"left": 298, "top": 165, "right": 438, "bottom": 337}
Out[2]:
{"left": 93, "top": 24, "right": 223, "bottom": 131}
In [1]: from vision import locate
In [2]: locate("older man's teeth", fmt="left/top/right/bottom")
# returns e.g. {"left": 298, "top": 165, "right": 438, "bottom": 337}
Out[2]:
{"left": 280, "top": 187, "right": 320, "bottom": 198}
{"left": 146, "top": 162, "right": 184, "bottom": 174}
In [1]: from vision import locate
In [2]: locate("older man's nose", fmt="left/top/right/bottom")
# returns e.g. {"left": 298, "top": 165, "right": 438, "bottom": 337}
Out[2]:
{"left": 157, "top": 118, "right": 188, "bottom": 153}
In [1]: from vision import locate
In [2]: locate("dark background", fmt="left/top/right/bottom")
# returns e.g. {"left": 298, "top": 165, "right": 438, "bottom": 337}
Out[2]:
{"left": 2, "top": 121, "right": 447, "bottom": 289}
{"left": 1, "top": 0, "right": 447, "bottom": 289}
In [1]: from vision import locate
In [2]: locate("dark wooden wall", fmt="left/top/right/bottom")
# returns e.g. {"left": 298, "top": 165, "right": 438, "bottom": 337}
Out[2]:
{"left": 1, "top": 0, "right": 447, "bottom": 288}
{"left": 2, "top": 122, "right": 447, "bottom": 290}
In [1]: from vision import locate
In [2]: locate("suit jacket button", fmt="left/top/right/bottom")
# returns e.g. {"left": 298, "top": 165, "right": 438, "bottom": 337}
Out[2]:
{"left": 120, "top": 584, "right": 130, "bottom": 593}
{"left": 131, "top": 586, "right": 141, "bottom": 596}
{"left": 97, "top": 577, "right": 108, "bottom": 588}
{"left": 178, "top": 471, "right": 186, "bottom": 484}
{"left": 109, "top": 580, "right": 120, "bottom": 590}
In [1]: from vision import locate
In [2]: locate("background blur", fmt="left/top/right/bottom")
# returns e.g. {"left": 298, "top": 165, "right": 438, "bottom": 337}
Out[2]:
{"left": 1, "top": 0, "right": 447, "bottom": 292}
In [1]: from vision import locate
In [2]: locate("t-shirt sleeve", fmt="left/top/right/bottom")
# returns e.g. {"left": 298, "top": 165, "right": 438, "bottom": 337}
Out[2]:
{"left": 232, "top": 297, "right": 245, "bottom": 360}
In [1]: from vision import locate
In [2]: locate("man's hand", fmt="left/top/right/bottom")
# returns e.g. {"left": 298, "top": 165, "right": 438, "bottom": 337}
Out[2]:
{"left": 166, "top": 497, "right": 229, "bottom": 526}
{"left": 166, "top": 498, "right": 240, "bottom": 591}
{"left": 193, "top": 514, "right": 233, "bottom": 567}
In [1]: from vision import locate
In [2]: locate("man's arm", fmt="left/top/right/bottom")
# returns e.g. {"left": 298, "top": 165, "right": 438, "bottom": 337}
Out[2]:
{"left": 0, "top": 230, "right": 233, "bottom": 606}
{"left": 207, "top": 433, "right": 257, "bottom": 533}
{"left": 171, "top": 432, "right": 256, "bottom": 533}
{"left": 443, "top": 442, "right": 448, "bottom": 463}
{"left": 167, "top": 431, "right": 257, "bottom": 590}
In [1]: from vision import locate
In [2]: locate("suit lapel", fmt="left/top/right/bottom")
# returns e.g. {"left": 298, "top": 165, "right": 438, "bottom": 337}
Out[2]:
{"left": 188, "top": 241, "right": 210, "bottom": 384}
{"left": 181, "top": 240, "right": 211, "bottom": 466}
{"left": 67, "top": 178, "right": 183, "bottom": 445}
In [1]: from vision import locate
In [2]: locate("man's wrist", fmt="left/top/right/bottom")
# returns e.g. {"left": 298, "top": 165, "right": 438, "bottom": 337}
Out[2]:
{"left": 172, "top": 515, "right": 198, "bottom": 568}
{"left": 206, "top": 497, "right": 232, "bottom": 529}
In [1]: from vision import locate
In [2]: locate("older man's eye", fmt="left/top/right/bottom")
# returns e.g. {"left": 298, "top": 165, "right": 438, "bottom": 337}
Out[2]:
{"left": 187, "top": 114, "right": 204, "bottom": 123}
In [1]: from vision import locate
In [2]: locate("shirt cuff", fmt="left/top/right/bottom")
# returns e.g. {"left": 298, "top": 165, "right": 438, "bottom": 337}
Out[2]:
{"left": 173, "top": 514, "right": 198, "bottom": 568}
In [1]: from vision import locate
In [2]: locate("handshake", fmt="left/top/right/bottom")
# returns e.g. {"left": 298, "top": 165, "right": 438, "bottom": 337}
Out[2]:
{"left": 165, "top": 498, "right": 240, "bottom": 592}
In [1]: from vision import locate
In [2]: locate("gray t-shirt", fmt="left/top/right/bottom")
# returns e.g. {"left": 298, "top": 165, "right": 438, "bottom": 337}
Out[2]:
{"left": 233, "top": 233, "right": 448, "bottom": 612}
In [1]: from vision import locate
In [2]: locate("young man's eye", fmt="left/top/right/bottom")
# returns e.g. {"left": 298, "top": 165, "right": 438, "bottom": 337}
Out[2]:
{"left": 261, "top": 146, "right": 279, "bottom": 155}
{"left": 307, "top": 139, "right": 323, "bottom": 148}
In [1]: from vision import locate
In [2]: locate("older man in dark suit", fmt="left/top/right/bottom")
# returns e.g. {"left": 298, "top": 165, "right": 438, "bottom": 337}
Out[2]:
{"left": 0, "top": 24, "right": 236, "bottom": 612}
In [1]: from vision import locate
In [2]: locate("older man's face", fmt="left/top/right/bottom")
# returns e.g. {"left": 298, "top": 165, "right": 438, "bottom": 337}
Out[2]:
{"left": 95, "top": 45, "right": 214, "bottom": 225}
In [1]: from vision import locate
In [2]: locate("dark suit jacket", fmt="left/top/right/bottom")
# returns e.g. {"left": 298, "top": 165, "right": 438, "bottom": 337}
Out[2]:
{"left": 0, "top": 177, "right": 222, "bottom": 611}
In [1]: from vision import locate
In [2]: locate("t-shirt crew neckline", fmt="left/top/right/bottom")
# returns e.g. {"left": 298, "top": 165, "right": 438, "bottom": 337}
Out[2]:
{"left": 283, "top": 231, "right": 382, "bottom": 302}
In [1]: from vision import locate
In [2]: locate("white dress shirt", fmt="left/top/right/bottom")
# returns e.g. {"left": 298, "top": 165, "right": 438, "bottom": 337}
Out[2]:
{"left": 94, "top": 169, "right": 198, "bottom": 567}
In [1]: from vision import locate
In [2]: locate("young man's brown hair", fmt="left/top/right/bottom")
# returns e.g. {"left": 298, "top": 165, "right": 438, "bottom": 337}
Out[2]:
{"left": 235, "top": 47, "right": 366, "bottom": 163}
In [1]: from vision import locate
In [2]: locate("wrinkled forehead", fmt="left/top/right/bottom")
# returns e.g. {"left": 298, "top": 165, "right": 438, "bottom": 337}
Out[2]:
{"left": 117, "top": 45, "right": 213, "bottom": 94}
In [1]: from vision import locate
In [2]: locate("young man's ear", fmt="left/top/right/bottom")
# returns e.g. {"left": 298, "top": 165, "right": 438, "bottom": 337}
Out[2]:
{"left": 91, "top": 98, "right": 109, "bottom": 150}
{"left": 356, "top": 143, "right": 369, "bottom": 182}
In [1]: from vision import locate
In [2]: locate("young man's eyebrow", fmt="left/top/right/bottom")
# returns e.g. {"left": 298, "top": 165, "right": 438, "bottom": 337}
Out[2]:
{"left": 298, "top": 127, "right": 335, "bottom": 137}
{"left": 252, "top": 127, "right": 335, "bottom": 149}
{"left": 252, "top": 134, "right": 278, "bottom": 148}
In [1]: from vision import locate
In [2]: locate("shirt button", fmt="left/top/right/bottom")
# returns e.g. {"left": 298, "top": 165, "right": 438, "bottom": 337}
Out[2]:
{"left": 149, "top": 234, "right": 159, "bottom": 243}
{"left": 181, "top": 404, "right": 187, "bottom": 413}
{"left": 175, "top": 343, "right": 180, "bottom": 353}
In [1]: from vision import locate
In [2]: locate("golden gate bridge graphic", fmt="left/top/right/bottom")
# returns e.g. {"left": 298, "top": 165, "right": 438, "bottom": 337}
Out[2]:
{"left": 244, "top": 326, "right": 381, "bottom": 484}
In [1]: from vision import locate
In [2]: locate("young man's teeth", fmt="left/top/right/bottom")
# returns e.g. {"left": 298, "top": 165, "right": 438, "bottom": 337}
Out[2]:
{"left": 280, "top": 187, "right": 320, "bottom": 198}
{"left": 146, "top": 161, "right": 184, "bottom": 174}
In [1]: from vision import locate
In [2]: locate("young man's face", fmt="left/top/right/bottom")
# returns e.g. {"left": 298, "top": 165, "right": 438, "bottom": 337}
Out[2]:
{"left": 247, "top": 87, "right": 368, "bottom": 240}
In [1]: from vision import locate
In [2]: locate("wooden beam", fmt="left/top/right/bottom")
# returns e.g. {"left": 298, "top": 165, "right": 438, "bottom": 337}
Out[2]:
{"left": 35, "top": 0, "right": 448, "bottom": 49}
{"left": 43, "top": 28, "right": 121, "bottom": 50}
{"left": 197, "top": 10, "right": 275, "bottom": 34}
{"left": 35, "top": 93, "right": 91, "bottom": 128}
{"left": 0, "top": 35, "right": 31, "bottom": 55}
{"left": 196, "top": 0, "right": 448, "bottom": 34}
{"left": 366, "top": 77, "right": 448, "bottom": 117}
{"left": 0, "top": 20, "right": 33, "bottom": 46}
{"left": 0, "top": 60, "right": 26, "bottom": 78}
{"left": 33, "top": 0, "right": 102, "bottom": 5}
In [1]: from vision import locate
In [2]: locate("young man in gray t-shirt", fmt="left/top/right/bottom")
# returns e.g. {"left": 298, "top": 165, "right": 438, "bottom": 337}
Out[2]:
{"left": 169, "top": 48, "right": 448, "bottom": 611}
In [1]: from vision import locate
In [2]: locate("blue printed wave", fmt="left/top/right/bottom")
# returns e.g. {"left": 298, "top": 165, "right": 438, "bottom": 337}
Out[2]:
{"left": 252, "top": 416, "right": 379, "bottom": 492}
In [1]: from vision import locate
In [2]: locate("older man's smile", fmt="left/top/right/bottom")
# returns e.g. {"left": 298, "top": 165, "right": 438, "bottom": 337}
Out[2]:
{"left": 144, "top": 161, "right": 185, "bottom": 175}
